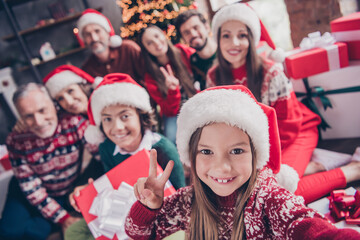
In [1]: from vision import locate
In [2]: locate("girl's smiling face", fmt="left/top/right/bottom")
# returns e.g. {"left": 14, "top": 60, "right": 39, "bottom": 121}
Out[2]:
{"left": 195, "top": 123, "right": 253, "bottom": 197}
{"left": 141, "top": 27, "right": 169, "bottom": 58}
{"left": 101, "top": 104, "right": 142, "bottom": 152}
{"left": 219, "top": 20, "right": 250, "bottom": 69}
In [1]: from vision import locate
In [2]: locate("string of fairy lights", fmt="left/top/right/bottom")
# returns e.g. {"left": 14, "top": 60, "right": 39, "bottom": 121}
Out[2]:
{"left": 116, "top": 0, "right": 196, "bottom": 40}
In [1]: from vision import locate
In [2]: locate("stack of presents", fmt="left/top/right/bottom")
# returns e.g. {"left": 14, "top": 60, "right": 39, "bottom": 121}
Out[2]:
{"left": 283, "top": 12, "right": 360, "bottom": 231}
{"left": 283, "top": 12, "right": 360, "bottom": 139}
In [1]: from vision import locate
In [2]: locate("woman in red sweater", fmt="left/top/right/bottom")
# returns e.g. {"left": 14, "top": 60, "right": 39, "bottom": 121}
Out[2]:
{"left": 206, "top": 3, "right": 360, "bottom": 203}
{"left": 138, "top": 25, "right": 198, "bottom": 144}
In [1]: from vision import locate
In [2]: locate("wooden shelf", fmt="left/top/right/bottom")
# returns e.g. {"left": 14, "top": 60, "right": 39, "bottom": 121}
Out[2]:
{"left": 18, "top": 47, "right": 86, "bottom": 71}
{"left": 2, "top": 7, "right": 101, "bottom": 41}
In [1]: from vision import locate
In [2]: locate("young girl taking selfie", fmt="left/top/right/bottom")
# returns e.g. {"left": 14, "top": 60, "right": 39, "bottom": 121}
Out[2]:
{"left": 125, "top": 85, "right": 360, "bottom": 239}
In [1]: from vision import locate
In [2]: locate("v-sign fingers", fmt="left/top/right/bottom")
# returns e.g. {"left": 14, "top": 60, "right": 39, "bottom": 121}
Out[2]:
{"left": 160, "top": 66, "right": 169, "bottom": 78}
{"left": 148, "top": 149, "right": 158, "bottom": 179}
{"left": 159, "top": 160, "right": 174, "bottom": 185}
{"left": 165, "top": 64, "right": 175, "bottom": 77}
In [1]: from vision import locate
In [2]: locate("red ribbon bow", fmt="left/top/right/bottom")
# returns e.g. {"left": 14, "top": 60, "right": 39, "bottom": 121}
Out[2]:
{"left": 329, "top": 189, "right": 360, "bottom": 225}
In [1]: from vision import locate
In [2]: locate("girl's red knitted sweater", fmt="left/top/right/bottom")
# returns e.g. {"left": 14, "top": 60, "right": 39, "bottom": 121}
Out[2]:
{"left": 207, "top": 59, "right": 321, "bottom": 150}
{"left": 125, "top": 168, "right": 360, "bottom": 240}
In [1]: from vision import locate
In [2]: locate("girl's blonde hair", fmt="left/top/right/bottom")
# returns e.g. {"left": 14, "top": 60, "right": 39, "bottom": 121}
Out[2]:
{"left": 188, "top": 125, "right": 258, "bottom": 240}
{"left": 138, "top": 25, "right": 197, "bottom": 98}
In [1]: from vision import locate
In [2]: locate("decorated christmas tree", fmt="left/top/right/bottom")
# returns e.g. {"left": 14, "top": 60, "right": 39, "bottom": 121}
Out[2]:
{"left": 117, "top": 0, "right": 197, "bottom": 43}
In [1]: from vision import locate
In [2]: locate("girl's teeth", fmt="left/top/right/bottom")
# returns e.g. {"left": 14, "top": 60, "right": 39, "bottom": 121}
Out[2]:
{"left": 216, "top": 178, "right": 233, "bottom": 183}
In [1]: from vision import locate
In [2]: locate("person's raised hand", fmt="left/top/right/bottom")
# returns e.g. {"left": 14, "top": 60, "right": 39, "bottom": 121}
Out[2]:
{"left": 68, "top": 178, "right": 94, "bottom": 212}
{"left": 12, "top": 119, "right": 28, "bottom": 133}
{"left": 160, "top": 65, "right": 179, "bottom": 91}
{"left": 133, "top": 149, "right": 174, "bottom": 210}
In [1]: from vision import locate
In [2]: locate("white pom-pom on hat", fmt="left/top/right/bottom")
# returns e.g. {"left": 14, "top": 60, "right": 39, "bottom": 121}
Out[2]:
{"left": 77, "top": 9, "right": 122, "bottom": 48}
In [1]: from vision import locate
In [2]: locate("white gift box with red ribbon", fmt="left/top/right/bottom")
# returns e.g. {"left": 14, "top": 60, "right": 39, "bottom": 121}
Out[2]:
{"left": 291, "top": 60, "right": 360, "bottom": 139}
{"left": 74, "top": 149, "right": 176, "bottom": 240}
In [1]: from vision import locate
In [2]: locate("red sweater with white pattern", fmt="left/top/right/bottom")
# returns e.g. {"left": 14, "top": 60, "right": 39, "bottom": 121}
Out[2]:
{"left": 6, "top": 114, "right": 98, "bottom": 224}
{"left": 207, "top": 59, "right": 321, "bottom": 150}
{"left": 125, "top": 168, "right": 360, "bottom": 239}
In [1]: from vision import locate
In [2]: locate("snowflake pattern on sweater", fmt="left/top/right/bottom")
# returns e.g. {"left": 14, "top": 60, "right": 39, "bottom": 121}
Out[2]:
{"left": 6, "top": 114, "right": 97, "bottom": 223}
{"left": 125, "top": 168, "right": 355, "bottom": 240}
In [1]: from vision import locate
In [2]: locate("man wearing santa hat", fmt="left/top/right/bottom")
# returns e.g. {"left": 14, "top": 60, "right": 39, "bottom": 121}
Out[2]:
{"left": 77, "top": 9, "right": 145, "bottom": 85}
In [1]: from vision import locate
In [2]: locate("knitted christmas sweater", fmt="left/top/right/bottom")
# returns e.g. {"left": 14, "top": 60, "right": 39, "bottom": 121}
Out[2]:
{"left": 125, "top": 168, "right": 360, "bottom": 239}
{"left": 207, "top": 59, "right": 321, "bottom": 149}
{"left": 6, "top": 114, "right": 98, "bottom": 224}
{"left": 99, "top": 132, "right": 185, "bottom": 190}
{"left": 144, "top": 44, "right": 196, "bottom": 117}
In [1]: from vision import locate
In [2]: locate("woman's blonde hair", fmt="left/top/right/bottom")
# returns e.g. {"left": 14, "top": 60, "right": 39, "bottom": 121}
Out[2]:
{"left": 138, "top": 25, "right": 197, "bottom": 98}
{"left": 188, "top": 125, "right": 258, "bottom": 240}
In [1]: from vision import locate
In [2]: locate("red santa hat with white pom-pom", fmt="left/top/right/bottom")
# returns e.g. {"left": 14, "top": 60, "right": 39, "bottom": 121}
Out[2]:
{"left": 77, "top": 9, "right": 122, "bottom": 48}
{"left": 211, "top": 3, "right": 285, "bottom": 63}
{"left": 43, "top": 65, "right": 102, "bottom": 98}
{"left": 84, "top": 73, "right": 152, "bottom": 145}
{"left": 176, "top": 85, "right": 299, "bottom": 192}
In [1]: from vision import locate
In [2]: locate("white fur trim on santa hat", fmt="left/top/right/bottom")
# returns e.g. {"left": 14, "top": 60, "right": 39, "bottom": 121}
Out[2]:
{"left": 176, "top": 88, "right": 269, "bottom": 170}
{"left": 45, "top": 70, "right": 83, "bottom": 98}
{"left": 78, "top": 12, "right": 111, "bottom": 37}
{"left": 84, "top": 125, "right": 105, "bottom": 145}
{"left": 211, "top": 3, "right": 260, "bottom": 45}
{"left": 90, "top": 82, "right": 152, "bottom": 126}
{"left": 275, "top": 164, "right": 300, "bottom": 193}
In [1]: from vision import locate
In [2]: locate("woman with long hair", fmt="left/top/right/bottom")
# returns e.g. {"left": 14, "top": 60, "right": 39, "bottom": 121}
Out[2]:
{"left": 206, "top": 3, "right": 360, "bottom": 204}
{"left": 138, "top": 25, "right": 198, "bottom": 143}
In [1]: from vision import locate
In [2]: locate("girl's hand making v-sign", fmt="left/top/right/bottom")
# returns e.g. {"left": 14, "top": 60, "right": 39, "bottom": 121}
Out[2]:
{"left": 160, "top": 65, "right": 179, "bottom": 91}
{"left": 133, "top": 149, "right": 174, "bottom": 210}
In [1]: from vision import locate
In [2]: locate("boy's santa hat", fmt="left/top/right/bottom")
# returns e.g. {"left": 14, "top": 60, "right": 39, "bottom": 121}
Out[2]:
{"left": 211, "top": 3, "right": 285, "bottom": 63}
{"left": 77, "top": 9, "right": 122, "bottom": 48}
{"left": 84, "top": 73, "right": 152, "bottom": 145}
{"left": 176, "top": 85, "right": 299, "bottom": 192}
{"left": 43, "top": 65, "right": 102, "bottom": 98}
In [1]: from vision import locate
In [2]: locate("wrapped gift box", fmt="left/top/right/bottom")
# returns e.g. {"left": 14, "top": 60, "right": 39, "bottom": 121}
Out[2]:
{"left": 307, "top": 187, "right": 360, "bottom": 232}
{"left": 74, "top": 149, "right": 176, "bottom": 240}
{"left": 284, "top": 42, "right": 349, "bottom": 79}
{"left": 291, "top": 60, "right": 360, "bottom": 139}
{"left": 331, "top": 12, "right": 360, "bottom": 60}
